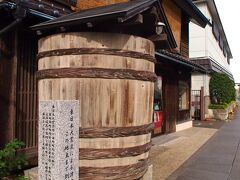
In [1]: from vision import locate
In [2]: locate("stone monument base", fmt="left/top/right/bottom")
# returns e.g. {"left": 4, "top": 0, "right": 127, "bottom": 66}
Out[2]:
{"left": 25, "top": 165, "right": 153, "bottom": 180}
{"left": 24, "top": 167, "right": 38, "bottom": 180}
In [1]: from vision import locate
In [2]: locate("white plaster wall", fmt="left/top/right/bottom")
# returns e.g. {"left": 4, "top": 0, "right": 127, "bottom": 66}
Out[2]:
{"left": 235, "top": 85, "right": 240, "bottom": 97}
{"left": 206, "top": 25, "right": 230, "bottom": 70}
{"left": 189, "top": 2, "right": 230, "bottom": 70}
{"left": 191, "top": 73, "right": 210, "bottom": 96}
{"left": 176, "top": 121, "right": 193, "bottom": 132}
{"left": 189, "top": 3, "right": 208, "bottom": 58}
{"left": 191, "top": 73, "right": 211, "bottom": 119}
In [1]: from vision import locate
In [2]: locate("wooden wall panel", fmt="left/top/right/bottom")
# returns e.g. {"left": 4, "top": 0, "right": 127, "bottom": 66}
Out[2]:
{"left": 74, "top": 0, "right": 128, "bottom": 10}
{"left": 180, "top": 13, "right": 189, "bottom": 57}
{"left": 162, "top": 0, "right": 182, "bottom": 52}
{"left": 163, "top": 71, "right": 177, "bottom": 133}
{"left": 54, "top": 0, "right": 77, "bottom": 6}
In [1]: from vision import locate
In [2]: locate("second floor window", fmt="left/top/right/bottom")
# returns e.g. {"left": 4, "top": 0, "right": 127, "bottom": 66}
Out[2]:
{"left": 212, "top": 21, "right": 220, "bottom": 41}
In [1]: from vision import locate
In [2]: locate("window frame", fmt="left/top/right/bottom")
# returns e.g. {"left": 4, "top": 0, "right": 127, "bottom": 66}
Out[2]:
{"left": 178, "top": 80, "right": 190, "bottom": 111}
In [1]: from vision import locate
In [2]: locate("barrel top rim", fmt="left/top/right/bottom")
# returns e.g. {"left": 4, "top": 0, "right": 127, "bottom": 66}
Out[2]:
{"left": 39, "top": 32, "right": 154, "bottom": 45}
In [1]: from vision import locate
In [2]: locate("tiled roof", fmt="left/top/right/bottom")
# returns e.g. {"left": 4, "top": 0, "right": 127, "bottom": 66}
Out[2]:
{"left": 190, "top": 57, "right": 234, "bottom": 80}
{"left": 31, "top": 0, "right": 158, "bottom": 30}
{"left": 156, "top": 50, "right": 207, "bottom": 73}
{"left": 31, "top": 0, "right": 209, "bottom": 31}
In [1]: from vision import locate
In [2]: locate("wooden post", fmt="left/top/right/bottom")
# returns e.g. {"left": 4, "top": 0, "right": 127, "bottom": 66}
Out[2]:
{"left": 200, "top": 86, "right": 204, "bottom": 121}
{"left": 0, "top": 31, "right": 17, "bottom": 147}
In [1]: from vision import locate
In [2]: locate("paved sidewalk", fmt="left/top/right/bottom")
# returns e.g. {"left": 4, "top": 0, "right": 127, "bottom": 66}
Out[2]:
{"left": 168, "top": 112, "right": 240, "bottom": 180}
{"left": 150, "top": 125, "right": 218, "bottom": 180}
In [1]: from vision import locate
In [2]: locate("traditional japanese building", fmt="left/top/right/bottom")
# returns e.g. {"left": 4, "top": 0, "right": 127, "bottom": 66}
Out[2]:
{"left": 153, "top": 0, "right": 208, "bottom": 134}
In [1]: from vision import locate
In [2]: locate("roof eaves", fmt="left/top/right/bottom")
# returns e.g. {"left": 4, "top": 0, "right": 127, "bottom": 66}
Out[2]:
{"left": 173, "top": 0, "right": 209, "bottom": 28}
{"left": 156, "top": 50, "right": 207, "bottom": 73}
{"left": 190, "top": 57, "right": 234, "bottom": 79}
{"left": 31, "top": 0, "right": 158, "bottom": 31}
{"left": 31, "top": 11, "right": 126, "bottom": 30}
{"left": 186, "top": 0, "right": 210, "bottom": 26}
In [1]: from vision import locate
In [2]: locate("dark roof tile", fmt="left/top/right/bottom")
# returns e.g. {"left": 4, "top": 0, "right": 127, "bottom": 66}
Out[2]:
{"left": 31, "top": 0, "right": 158, "bottom": 30}
{"left": 156, "top": 49, "right": 207, "bottom": 73}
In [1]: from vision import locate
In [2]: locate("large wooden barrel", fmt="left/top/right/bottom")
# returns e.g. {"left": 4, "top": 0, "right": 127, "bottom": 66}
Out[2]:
{"left": 38, "top": 32, "right": 156, "bottom": 179}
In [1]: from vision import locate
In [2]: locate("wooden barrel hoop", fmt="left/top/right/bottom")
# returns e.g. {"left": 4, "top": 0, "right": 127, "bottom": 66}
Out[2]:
{"left": 37, "top": 68, "right": 157, "bottom": 82}
{"left": 79, "top": 123, "right": 154, "bottom": 138}
{"left": 37, "top": 48, "right": 156, "bottom": 63}
{"left": 80, "top": 159, "right": 149, "bottom": 180}
{"left": 80, "top": 141, "right": 152, "bottom": 160}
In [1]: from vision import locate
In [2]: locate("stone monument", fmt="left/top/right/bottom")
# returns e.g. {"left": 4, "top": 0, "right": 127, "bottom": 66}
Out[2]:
{"left": 39, "top": 100, "right": 79, "bottom": 180}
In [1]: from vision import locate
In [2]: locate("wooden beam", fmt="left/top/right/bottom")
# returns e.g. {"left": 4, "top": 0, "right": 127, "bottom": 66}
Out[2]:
{"left": 119, "top": 14, "right": 143, "bottom": 25}
{"left": 147, "top": 33, "right": 168, "bottom": 42}
{"left": 149, "top": 6, "right": 159, "bottom": 19}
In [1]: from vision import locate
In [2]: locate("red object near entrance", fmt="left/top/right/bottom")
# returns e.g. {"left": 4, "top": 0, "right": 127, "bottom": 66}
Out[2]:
{"left": 154, "top": 111, "right": 163, "bottom": 128}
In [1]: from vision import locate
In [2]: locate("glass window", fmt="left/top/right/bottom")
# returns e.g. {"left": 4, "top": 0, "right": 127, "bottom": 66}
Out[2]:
{"left": 223, "top": 48, "right": 227, "bottom": 57}
{"left": 179, "top": 81, "right": 190, "bottom": 110}
{"left": 219, "top": 37, "right": 223, "bottom": 50}
{"left": 154, "top": 77, "right": 163, "bottom": 111}
{"left": 212, "top": 21, "right": 220, "bottom": 41}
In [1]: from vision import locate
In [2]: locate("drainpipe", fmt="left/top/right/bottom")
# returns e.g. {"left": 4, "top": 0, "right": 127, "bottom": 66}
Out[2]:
{"left": 0, "top": 2, "right": 15, "bottom": 10}
{"left": 0, "top": 1, "right": 27, "bottom": 36}
{"left": 29, "top": 9, "right": 55, "bottom": 20}
{"left": 0, "top": 3, "right": 7, "bottom": 9}
{"left": 0, "top": 1, "right": 54, "bottom": 36}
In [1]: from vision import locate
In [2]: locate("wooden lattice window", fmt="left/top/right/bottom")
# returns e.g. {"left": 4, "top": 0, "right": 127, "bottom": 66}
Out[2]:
{"left": 16, "top": 32, "right": 38, "bottom": 149}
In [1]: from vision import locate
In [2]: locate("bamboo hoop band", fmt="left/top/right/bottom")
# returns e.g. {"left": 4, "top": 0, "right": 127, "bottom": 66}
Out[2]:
{"left": 80, "top": 141, "right": 152, "bottom": 160}
{"left": 37, "top": 68, "right": 157, "bottom": 82}
{"left": 80, "top": 159, "right": 149, "bottom": 180}
{"left": 37, "top": 48, "right": 156, "bottom": 63}
{"left": 80, "top": 123, "right": 154, "bottom": 138}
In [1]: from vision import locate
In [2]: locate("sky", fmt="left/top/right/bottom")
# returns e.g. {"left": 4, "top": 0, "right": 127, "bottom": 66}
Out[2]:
{"left": 214, "top": 0, "right": 240, "bottom": 83}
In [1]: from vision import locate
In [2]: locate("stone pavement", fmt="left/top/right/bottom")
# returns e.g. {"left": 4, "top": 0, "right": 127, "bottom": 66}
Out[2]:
{"left": 150, "top": 125, "right": 219, "bottom": 180}
{"left": 167, "top": 112, "right": 240, "bottom": 180}
{"left": 25, "top": 114, "right": 238, "bottom": 180}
